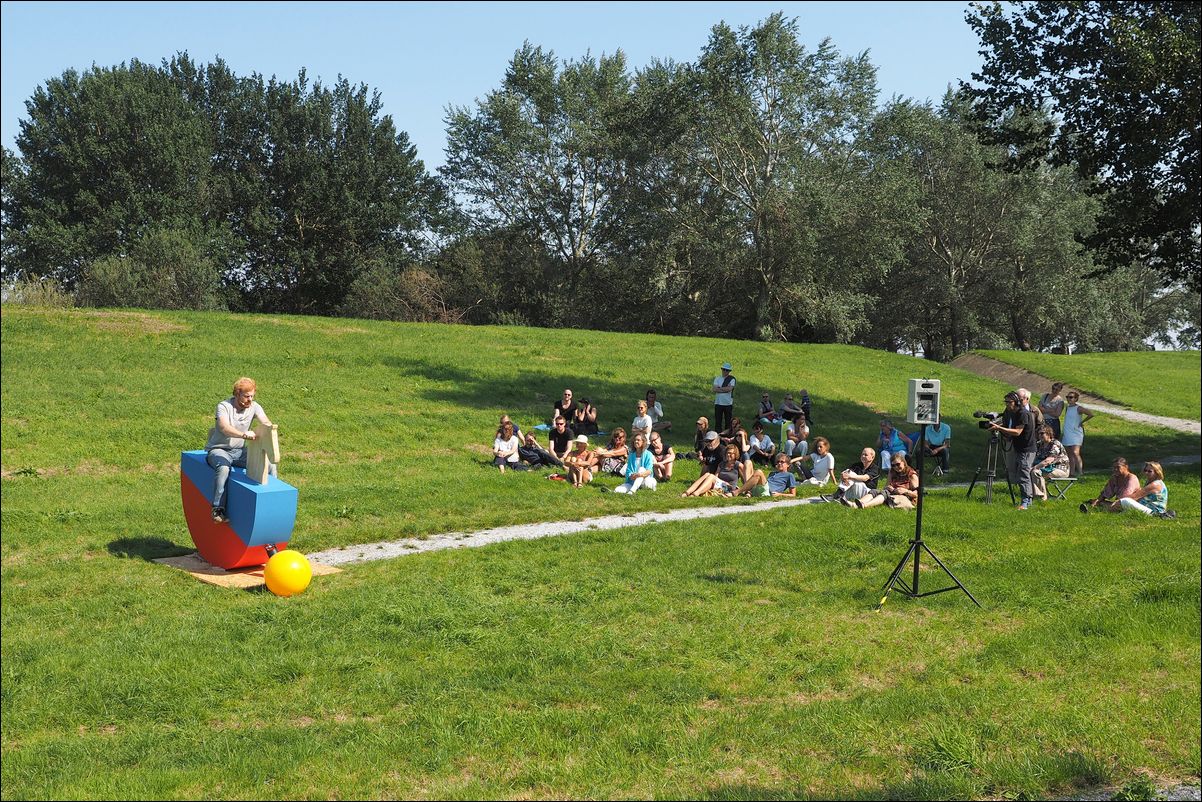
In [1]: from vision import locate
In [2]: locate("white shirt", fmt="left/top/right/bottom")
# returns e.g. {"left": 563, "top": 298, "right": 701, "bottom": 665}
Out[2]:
{"left": 646, "top": 401, "right": 664, "bottom": 424}
{"left": 713, "top": 374, "right": 736, "bottom": 405}
{"left": 493, "top": 435, "right": 520, "bottom": 462}
{"left": 749, "top": 434, "right": 775, "bottom": 453}
{"left": 631, "top": 414, "right": 653, "bottom": 434}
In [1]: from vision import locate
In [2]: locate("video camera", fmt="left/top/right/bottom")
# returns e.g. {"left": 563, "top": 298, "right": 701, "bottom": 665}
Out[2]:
{"left": 973, "top": 410, "right": 1000, "bottom": 430}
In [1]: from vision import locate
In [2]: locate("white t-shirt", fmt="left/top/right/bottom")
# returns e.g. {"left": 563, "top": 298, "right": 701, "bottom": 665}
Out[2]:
{"left": 809, "top": 452, "right": 835, "bottom": 484}
{"left": 205, "top": 399, "right": 266, "bottom": 451}
{"left": 632, "top": 414, "right": 653, "bottom": 434}
{"left": 713, "top": 375, "right": 735, "bottom": 405}
{"left": 749, "top": 433, "right": 774, "bottom": 453}
{"left": 493, "top": 435, "right": 520, "bottom": 462}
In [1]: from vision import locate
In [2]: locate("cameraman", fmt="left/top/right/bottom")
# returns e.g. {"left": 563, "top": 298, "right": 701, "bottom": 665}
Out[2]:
{"left": 989, "top": 391, "right": 1037, "bottom": 510}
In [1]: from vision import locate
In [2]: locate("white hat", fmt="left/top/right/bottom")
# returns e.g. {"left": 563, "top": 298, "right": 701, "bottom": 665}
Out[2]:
{"left": 574, "top": 435, "right": 589, "bottom": 444}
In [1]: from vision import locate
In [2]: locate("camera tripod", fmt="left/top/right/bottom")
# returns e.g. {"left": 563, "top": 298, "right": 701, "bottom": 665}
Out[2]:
{"left": 877, "top": 426, "right": 980, "bottom": 610}
{"left": 966, "top": 432, "right": 1014, "bottom": 504}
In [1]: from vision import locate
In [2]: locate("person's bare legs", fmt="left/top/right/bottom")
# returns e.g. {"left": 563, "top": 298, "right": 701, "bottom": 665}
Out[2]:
{"left": 683, "top": 473, "right": 718, "bottom": 497}
{"left": 736, "top": 470, "right": 767, "bottom": 496}
{"left": 1065, "top": 445, "right": 1083, "bottom": 477}
{"left": 858, "top": 492, "right": 888, "bottom": 509}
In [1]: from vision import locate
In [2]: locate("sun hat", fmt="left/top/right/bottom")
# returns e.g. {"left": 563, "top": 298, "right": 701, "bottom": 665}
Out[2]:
{"left": 574, "top": 435, "right": 589, "bottom": 444}
{"left": 721, "top": 362, "right": 732, "bottom": 370}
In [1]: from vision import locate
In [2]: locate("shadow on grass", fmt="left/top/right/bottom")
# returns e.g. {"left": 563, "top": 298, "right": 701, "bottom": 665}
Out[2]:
{"left": 107, "top": 536, "right": 194, "bottom": 561}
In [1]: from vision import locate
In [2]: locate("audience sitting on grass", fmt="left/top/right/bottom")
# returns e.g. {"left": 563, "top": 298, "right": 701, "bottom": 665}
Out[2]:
{"left": 1081, "top": 458, "right": 1141, "bottom": 513}
{"left": 735, "top": 453, "right": 798, "bottom": 498}
{"left": 682, "top": 444, "right": 748, "bottom": 497}
{"left": 492, "top": 421, "right": 523, "bottom": 472}
{"left": 563, "top": 435, "right": 597, "bottom": 488}
{"left": 857, "top": 452, "right": 919, "bottom": 509}
{"left": 784, "top": 413, "right": 810, "bottom": 457}
{"left": 698, "top": 430, "right": 724, "bottom": 474}
{"left": 631, "top": 400, "right": 653, "bottom": 443}
{"left": 547, "top": 416, "right": 573, "bottom": 463}
{"left": 519, "top": 431, "right": 563, "bottom": 469}
{"left": 572, "top": 398, "right": 599, "bottom": 435}
{"left": 779, "top": 393, "right": 804, "bottom": 423}
{"left": 595, "top": 428, "right": 629, "bottom": 476}
{"left": 553, "top": 389, "right": 577, "bottom": 431}
{"left": 499, "top": 414, "right": 523, "bottom": 443}
{"left": 649, "top": 431, "right": 676, "bottom": 482}
{"left": 1031, "top": 424, "right": 1070, "bottom": 501}
{"left": 792, "top": 436, "right": 836, "bottom": 486}
{"left": 833, "top": 447, "right": 881, "bottom": 506}
{"left": 748, "top": 421, "right": 777, "bottom": 466}
{"left": 614, "top": 433, "right": 657, "bottom": 494}
{"left": 798, "top": 389, "right": 814, "bottom": 424}
{"left": 645, "top": 389, "right": 671, "bottom": 432}
{"left": 719, "top": 416, "right": 744, "bottom": 447}
{"left": 1119, "top": 461, "right": 1174, "bottom": 518}
{"left": 877, "top": 418, "right": 913, "bottom": 471}
{"left": 685, "top": 416, "right": 710, "bottom": 459}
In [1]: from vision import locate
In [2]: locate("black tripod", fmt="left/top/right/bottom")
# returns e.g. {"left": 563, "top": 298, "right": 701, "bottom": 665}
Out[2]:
{"left": 966, "top": 431, "right": 1015, "bottom": 504}
{"left": 877, "top": 425, "right": 981, "bottom": 610}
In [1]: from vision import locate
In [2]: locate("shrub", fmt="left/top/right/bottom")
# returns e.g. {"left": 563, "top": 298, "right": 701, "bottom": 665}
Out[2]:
{"left": 76, "top": 227, "right": 225, "bottom": 310}
{"left": 341, "top": 261, "right": 464, "bottom": 323}
{"left": 1, "top": 276, "right": 75, "bottom": 308}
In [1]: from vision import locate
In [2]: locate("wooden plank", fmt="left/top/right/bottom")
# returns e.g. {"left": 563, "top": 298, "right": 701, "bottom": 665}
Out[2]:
{"left": 154, "top": 551, "right": 340, "bottom": 590}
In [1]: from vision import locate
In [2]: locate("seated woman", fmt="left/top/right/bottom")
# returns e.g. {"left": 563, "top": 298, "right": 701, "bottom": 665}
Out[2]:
{"left": 686, "top": 416, "right": 710, "bottom": 459}
{"left": 492, "top": 421, "right": 524, "bottom": 473}
{"left": 791, "top": 436, "right": 836, "bottom": 487}
{"left": 736, "top": 452, "right": 798, "bottom": 498}
{"left": 1030, "top": 424, "right": 1070, "bottom": 501}
{"left": 682, "top": 444, "right": 747, "bottom": 497}
{"left": 648, "top": 431, "right": 676, "bottom": 481}
{"left": 858, "top": 452, "right": 919, "bottom": 509}
{"left": 783, "top": 413, "right": 810, "bottom": 457}
{"left": 748, "top": 421, "right": 777, "bottom": 466}
{"left": 778, "top": 393, "right": 804, "bottom": 423}
{"left": 1082, "top": 458, "right": 1141, "bottom": 512}
{"left": 595, "top": 427, "right": 628, "bottom": 476}
{"left": 631, "top": 400, "right": 653, "bottom": 443}
{"left": 1119, "top": 461, "right": 1171, "bottom": 516}
{"left": 572, "top": 398, "right": 599, "bottom": 435}
{"left": 756, "top": 392, "right": 779, "bottom": 423}
{"left": 614, "top": 433, "right": 658, "bottom": 494}
{"left": 834, "top": 447, "right": 881, "bottom": 505}
{"left": 876, "top": 418, "right": 913, "bottom": 471}
{"left": 646, "top": 389, "right": 672, "bottom": 432}
{"left": 719, "top": 416, "right": 744, "bottom": 446}
{"left": 563, "top": 435, "right": 598, "bottom": 488}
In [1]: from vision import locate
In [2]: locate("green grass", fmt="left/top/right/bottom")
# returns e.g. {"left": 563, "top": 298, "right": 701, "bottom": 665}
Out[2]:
{"left": 975, "top": 349, "right": 1201, "bottom": 421}
{"left": 3, "top": 307, "right": 1200, "bottom": 800}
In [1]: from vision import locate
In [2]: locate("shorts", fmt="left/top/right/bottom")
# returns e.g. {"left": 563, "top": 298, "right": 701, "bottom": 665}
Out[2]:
{"left": 751, "top": 484, "right": 769, "bottom": 498}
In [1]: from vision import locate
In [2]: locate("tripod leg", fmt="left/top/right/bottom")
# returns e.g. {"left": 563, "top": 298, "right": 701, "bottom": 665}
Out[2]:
{"left": 877, "top": 540, "right": 920, "bottom": 609}
{"left": 920, "top": 543, "right": 982, "bottom": 608}
{"left": 966, "top": 467, "right": 982, "bottom": 498}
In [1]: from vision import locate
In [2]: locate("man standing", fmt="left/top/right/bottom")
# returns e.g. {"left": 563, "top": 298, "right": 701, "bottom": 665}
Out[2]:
{"left": 205, "top": 377, "right": 275, "bottom": 523}
{"left": 990, "top": 391, "right": 1037, "bottom": 509}
{"left": 711, "top": 362, "right": 736, "bottom": 434}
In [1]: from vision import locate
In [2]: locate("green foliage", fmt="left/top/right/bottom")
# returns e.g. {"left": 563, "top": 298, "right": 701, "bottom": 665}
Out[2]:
{"left": 1113, "top": 774, "right": 1162, "bottom": 801}
{"left": 966, "top": 1, "right": 1201, "bottom": 291}
{"left": 1, "top": 276, "right": 74, "bottom": 308}
{"left": 76, "top": 226, "right": 226, "bottom": 311}
{"left": 340, "top": 260, "right": 462, "bottom": 323}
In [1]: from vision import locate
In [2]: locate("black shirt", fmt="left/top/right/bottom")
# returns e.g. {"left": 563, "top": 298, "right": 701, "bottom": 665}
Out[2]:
{"left": 850, "top": 461, "right": 881, "bottom": 489}
{"left": 700, "top": 443, "right": 723, "bottom": 474}
{"left": 1004, "top": 408, "right": 1037, "bottom": 453}
{"left": 548, "top": 427, "right": 573, "bottom": 456}
{"left": 554, "top": 400, "right": 577, "bottom": 426}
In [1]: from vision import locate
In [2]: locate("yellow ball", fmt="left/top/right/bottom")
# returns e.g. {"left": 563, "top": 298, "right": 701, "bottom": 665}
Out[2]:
{"left": 264, "top": 549, "right": 312, "bottom": 597}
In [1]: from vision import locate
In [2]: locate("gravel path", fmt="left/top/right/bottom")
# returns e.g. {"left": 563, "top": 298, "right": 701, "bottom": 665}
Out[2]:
{"left": 949, "top": 353, "right": 1201, "bottom": 435}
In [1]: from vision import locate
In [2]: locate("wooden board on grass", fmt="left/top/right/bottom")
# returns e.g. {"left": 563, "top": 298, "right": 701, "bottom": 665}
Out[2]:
{"left": 154, "top": 551, "right": 341, "bottom": 590}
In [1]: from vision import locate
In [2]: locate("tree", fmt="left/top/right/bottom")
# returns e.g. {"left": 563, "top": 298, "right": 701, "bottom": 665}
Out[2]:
{"left": 966, "top": 1, "right": 1201, "bottom": 291}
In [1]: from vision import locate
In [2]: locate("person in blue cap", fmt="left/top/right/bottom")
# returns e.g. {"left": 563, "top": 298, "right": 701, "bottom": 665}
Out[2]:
{"left": 711, "top": 362, "right": 736, "bottom": 434}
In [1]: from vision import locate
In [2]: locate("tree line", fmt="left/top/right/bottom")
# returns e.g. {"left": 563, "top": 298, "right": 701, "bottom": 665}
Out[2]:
{"left": 2, "top": 9, "right": 1198, "bottom": 355}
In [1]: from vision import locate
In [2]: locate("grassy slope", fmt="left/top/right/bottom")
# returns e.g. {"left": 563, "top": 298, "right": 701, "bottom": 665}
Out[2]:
{"left": 975, "top": 349, "right": 1201, "bottom": 420}
{"left": 2, "top": 307, "right": 1199, "bottom": 800}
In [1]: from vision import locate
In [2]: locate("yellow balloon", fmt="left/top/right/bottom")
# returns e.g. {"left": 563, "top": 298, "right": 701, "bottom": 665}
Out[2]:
{"left": 264, "top": 549, "right": 312, "bottom": 597}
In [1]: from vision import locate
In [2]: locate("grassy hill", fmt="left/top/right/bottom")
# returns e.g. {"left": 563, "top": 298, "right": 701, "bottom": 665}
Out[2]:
{"left": 975, "top": 349, "right": 1201, "bottom": 420}
{"left": 2, "top": 307, "right": 1199, "bottom": 799}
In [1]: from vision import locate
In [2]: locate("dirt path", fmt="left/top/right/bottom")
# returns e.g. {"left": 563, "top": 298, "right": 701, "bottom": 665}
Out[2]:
{"left": 950, "top": 353, "right": 1201, "bottom": 435}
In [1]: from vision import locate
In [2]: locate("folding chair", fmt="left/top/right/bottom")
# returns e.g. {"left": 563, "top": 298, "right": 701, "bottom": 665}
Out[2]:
{"left": 1048, "top": 476, "right": 1078, "bottom": 500}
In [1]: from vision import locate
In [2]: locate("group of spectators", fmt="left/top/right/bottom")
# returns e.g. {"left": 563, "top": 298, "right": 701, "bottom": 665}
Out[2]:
{"left": 487, "top": 368, "right": 1174, "bottom": 519}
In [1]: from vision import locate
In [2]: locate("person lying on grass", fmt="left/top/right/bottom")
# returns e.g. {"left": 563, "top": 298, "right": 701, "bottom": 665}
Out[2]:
{"left": 682, "top": 444, "right": 748, "bottom": 497}
{"left": 205, "top": 376, "right": 276, "bottom": 523}
{"left": 833, "top": 447, "right": 881, "bottom": 506}
{"left": 857, "top": 452, "right": 919, "bottom": 509}
{"left": 519, "top": 431, "right": 563, "bottom": 470}
{"left": 614, "top": 433, "right": 657, "bottom": 494}
{"left": 791, "top": 436, "right": 836, "bottom": 487}
{"left": 1081, "top": 458, "right": 1141, "bottom": 513}
{"left": 1118, "top": 461, "right": 1172, "bottom": 517}
{"left": 492, "top": 421, "right": 524, "bottom": 472}
{"left": 735, "top": 453, "right": 798, "bottom": 498}
{"left": 649, "top": 431, "right": 675, "bottom": 481}
{"left": 563, "top": 435, "right": 597, "bottom": 488}
{"left": 595, "top": 428, "right": 629, "bottom": 476}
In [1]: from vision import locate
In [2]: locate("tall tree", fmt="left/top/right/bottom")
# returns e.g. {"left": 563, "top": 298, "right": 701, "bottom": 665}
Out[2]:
{"left": 966, "top": 1, "right": 1200, "bottom": 291}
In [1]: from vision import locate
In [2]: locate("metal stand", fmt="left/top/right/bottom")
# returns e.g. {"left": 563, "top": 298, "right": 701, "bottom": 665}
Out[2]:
{"left": 877, "top": 426, "right": 981, "bottom": 610}
{"left": 966, "top": 433, "right": 1014, "bottom": 504}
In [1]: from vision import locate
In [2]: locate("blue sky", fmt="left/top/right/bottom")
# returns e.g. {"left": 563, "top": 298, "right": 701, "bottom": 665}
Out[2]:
{"left": 1, "top": 1, "right": 982, "bottom": 172}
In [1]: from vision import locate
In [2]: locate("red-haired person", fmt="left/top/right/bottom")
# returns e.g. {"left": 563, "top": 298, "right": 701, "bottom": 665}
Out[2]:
{"left": 205, "top": 377, "right": 275, "bottom": 523}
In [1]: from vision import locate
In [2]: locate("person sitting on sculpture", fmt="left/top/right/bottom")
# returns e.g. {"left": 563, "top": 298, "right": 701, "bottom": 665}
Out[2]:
{"left": 205, "top": 377, "right": 276, "bottom": 523}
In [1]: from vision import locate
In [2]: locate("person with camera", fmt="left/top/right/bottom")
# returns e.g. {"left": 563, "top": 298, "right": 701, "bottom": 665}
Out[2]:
{"left": 989, "top": 391, "right": 1038, "bottom": 510}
